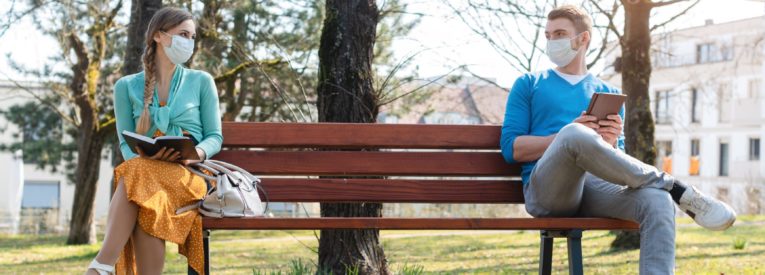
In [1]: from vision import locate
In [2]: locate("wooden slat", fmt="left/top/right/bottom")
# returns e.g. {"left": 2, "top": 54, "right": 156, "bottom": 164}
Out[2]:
{"left": 215, "top": 150, "right": 520, "bottom": 176}
{"left": 257, "top": 178, "right": 524, "bottom": 203}
{"left": 203, "top": 217, "right": 640, "bottom": 230}
{"left": 221, "top": 122, "right": 501, "bottom": 149}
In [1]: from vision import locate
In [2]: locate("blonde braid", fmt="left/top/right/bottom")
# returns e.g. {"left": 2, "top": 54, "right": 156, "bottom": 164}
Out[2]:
{"left": 135, "top": 42, "right": 157, "bottom": 135}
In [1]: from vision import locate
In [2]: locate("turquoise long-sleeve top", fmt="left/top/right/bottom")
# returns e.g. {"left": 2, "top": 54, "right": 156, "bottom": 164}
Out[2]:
{"left": 500, "top": 69, "right": 625, "bottom": 185}
{"left": 113, "top": 65, "right": 223, "bottom": 160}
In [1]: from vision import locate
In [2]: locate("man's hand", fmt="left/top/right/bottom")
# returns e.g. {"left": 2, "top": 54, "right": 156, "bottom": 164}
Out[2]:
{"left": 597, "top": 114, "right": 622, "bottom": 147}
{"left": 573, "top": 112, "right": 621, "bottom": 147}
{"left": 573, "top": 111, "right": 599, "bottom": 130}
{"left": 136, "top": 146, "right": 181, "bottom": 162}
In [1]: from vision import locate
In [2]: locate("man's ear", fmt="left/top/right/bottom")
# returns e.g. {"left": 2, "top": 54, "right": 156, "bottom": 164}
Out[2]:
{"left": 578, "top": 31, "right": 591, "bottom": 49}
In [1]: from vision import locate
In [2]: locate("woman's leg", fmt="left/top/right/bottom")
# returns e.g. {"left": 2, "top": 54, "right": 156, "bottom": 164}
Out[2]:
{"left": 86, "top": 177, "right": 138, "bottom": 275}
{"left": 132, "top": 224, "right": 166, "bottom": 274}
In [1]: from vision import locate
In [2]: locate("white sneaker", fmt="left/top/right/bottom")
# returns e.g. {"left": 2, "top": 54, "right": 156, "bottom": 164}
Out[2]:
{"left": 678, "top": 186, "right": 736, "bottom": 231}
{"left": 86, "top": 259, "right": 115, "bottom": 275}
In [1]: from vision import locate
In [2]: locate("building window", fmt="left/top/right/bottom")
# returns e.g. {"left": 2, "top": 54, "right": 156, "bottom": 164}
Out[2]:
{"left": 377, "top": 112, "right": 399, "bottom": 124}
{"left": 656, "top": 140, "right": 673, "bottom": 174}
{"left": 20, "top": 181, "right": 60, "bottom": 234}
{"left": 690, "top": 139, "right": 700, "bottom": 176}
{"left": 750, "top": 138, "right": 761, "bottom": 161}
{"left": 691, "top": 139, "right": 700, "bottom": 156}
{"left": 749, "top": 78, "right": 761, "bottom": 99}
{"left": 719, "top": 142, "right": 729, "bottom": 177}
{"left": 419, "top": 112, "right": 481, "bottom": 125}
{"left": 21, "top": 181, "right": 60, "bottom": 209}
{"left": 655, "top": 90, "right": 671, "bottom": 124}
{"left": 696, "top": 43, "right": 732, "bottom": 64}
{"left": 718, "top": 83, "right": 731, "bottom": 123}
{"left": 691, "top": 88, "right": 700, "bottom": 123}
{"left": 697, "top": 43, "right": 714, "bottom": 63}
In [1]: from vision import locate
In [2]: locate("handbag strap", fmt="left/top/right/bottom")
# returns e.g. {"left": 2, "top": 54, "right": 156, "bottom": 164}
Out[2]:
{"left": 185, "top": 162, "right": 219, "bottom": 180}
{"left": 186, "top": 159, "right": 271, "bottom": 215}
{"left": 207, "top": 159, "right": 261, "bottom": 183}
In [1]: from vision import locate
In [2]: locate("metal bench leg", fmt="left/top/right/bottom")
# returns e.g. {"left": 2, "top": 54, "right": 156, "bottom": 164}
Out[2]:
{"left": 204, "top": 230, "right": 210, "bottom": 274}
{"left": 567, "top": 230, "right": 583, "bottom": 275}
{"left": 188, "top": 230, "right": 211, "bottom": 275}
{"left": 539, "top": 230, "right": 554, "bottom": 275}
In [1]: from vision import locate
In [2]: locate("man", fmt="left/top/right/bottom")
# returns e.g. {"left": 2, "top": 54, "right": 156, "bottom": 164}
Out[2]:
{"left": 500, "top": 5, "right": 736, "bottom": 274}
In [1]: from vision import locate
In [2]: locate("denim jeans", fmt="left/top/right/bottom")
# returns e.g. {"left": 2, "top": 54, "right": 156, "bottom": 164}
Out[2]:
{"left": 524, "top": 123, "right": 676, "bottom": 274}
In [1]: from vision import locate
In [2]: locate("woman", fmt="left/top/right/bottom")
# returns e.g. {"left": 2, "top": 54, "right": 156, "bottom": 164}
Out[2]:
{"left": 86, "top": 7, "right": 222, "bottom": 275}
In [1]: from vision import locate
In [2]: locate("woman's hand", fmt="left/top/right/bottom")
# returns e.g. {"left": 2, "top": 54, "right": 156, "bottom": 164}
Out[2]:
{"left": 136, "top": 146, "right": 181, "bottom": 162}
{"left": 181, "top": 147, "right": 206, "bottom": 166}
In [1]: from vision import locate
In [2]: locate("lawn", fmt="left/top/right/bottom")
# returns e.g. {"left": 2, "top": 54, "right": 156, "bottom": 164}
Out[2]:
{"left": 1, "top": 216, "right": 763, "bottom": 274}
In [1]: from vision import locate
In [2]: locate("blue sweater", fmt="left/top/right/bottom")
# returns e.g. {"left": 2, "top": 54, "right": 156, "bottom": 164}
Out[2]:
{"left": 113, "top": 65, "right": 223, "bottom": 160}
{"left": 500, "top": 69, "right": 625, "bottom": 185}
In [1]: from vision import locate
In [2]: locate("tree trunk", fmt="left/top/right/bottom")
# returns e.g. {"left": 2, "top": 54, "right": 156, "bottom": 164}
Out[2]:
{"left": 66, "top": 123, "right": 107, "bottom": 244}
{"left": 316, "top": 1, "right": 388, "bottom": 274}
{"left": 112, "top": 0, "right": 161, "bottom": 193}
{"left": 124, "top": 0, "right": 162, "bottom": 75}
{"left": 612, "top": 0, "right": 656, "bottom": 250}
{"left": 221, "top": 7, "right": 247, "bottom": 122}
{"left": 65, "top": 0, "right": 121, "bottom": 241}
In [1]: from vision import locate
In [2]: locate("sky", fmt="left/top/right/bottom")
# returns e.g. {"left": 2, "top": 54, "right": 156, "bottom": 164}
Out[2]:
{"left": 1, "top": 0, "right": 764, "bottom": 88}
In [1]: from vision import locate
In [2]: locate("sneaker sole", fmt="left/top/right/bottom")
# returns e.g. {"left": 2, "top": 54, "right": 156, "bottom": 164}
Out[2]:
{"left": 706, "top": 204, "right": 737, "bottom": 231}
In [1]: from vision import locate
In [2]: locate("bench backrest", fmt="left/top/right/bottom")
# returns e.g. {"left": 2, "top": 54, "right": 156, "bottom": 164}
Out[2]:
{"left": 215, "top": 122, "right": 524, "bottom": 204}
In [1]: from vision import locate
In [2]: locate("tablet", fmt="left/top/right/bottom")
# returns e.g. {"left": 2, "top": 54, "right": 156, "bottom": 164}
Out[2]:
{"left": 585, "top": 93, "right": 627, "bottom": 120}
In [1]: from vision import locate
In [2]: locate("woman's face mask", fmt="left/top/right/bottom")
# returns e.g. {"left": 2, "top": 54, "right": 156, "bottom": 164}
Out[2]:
{"left": 546, "top": 32, "right": 583, "bottom": 67}
{"left": 160, "top": 31, "right": 194, "bottom": 65}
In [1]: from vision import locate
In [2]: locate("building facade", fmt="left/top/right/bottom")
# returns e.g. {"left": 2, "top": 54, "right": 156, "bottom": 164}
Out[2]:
{"left": 602, "top": 17, "right": 765, "bottom": 214}
{"left": 0, "top": 81, "right": 114, "bottom": 234}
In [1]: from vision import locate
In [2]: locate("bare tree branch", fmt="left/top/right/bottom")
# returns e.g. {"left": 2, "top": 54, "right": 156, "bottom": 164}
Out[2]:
{"left": 650, "top": 0, "right": 700, "bottom": 32}
{"left": 213, "top": 59, "right": 283, "bottom": 84}
{"left": 378, "top": 65, "right": 465, "bottom": 106}
{"left": 0, "top": 72, "right": 78, "bottom": 126}
{"left": 0, "top": 0, "right": 51, "bottom": 39}
{"left": 461, "top": 67, "right": 508, "bottom": 91}
{"left": 651, "top": 0, "right": 687, "bottom": 8}
{"left": 590, "top": 0, "right": 623, "bottom": 42}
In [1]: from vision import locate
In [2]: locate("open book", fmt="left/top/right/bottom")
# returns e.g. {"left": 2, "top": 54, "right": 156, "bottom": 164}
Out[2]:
{"left": 122, "top": 130, "right": 200, "bottom": 160}
{"left": 585, "top": 93, "right": 627, "bottom": 121}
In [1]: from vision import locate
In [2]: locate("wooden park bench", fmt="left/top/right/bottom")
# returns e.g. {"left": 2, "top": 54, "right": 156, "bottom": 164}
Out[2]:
{"left": 193, "top": 122, "right": 639, "bottom": 275}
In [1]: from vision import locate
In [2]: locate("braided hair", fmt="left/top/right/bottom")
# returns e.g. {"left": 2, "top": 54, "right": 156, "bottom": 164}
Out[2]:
{"left": 135, "top": 7, "right": 194, "bottom": 134}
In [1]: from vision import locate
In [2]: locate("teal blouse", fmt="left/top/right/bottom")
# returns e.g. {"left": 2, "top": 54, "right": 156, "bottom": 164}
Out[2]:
{"left": 113, "top": 65, "right": 223, "bottom": 160}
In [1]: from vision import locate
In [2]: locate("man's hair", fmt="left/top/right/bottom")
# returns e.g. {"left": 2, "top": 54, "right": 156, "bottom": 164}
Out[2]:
{"left": 547, "top": 5, "right": 592, "bottom": 35}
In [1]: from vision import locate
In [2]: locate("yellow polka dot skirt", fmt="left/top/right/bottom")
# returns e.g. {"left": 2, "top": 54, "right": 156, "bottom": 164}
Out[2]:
{"left": 113, "top": 157, "right": 207, "bottom": 275}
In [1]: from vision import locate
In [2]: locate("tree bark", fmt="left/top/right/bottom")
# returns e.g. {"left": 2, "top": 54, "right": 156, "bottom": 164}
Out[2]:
{"left": 124, "top": 0, "right": 161, "bottom": 75}
{"left": 66, "top": 1, "right": 122, "bottom": 244}
{"left": 67, "top": 127, "right": 107, "bottom": 244}
{"left": 612, "top": 0, "right": 656, "bottom": 250}
{"left": 112, "top": 0, "right": 161, "bottom": 193}
{"left": 316, "top": 1, "right": 388, "bottom": 274}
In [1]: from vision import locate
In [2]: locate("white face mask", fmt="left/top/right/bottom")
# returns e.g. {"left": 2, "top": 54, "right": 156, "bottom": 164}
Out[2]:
{"left": 546, "top": 33, "right": 582, "bottom": 67}
{"left": 161, "top": 31, "right": 194, "bottom": 65}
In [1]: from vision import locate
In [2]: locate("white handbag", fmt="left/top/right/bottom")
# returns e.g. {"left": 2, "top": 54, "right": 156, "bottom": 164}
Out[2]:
{"left": 182, "top": 159, "right": 268, "bottom": 218}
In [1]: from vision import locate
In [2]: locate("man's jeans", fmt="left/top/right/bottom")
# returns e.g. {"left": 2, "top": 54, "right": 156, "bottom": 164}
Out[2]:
{"left": 524, "top": 123, "right": 676, "bottom": 275}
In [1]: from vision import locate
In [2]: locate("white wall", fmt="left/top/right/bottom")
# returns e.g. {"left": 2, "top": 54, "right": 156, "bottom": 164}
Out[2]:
{"left": 0, "top": 151, "right": 24, "bottom": 234}
{"left": 0, "top": 82, "right": 114, "bottom": 234}
{"left": 604, "top": 17, "right": 765, "bottom": 215}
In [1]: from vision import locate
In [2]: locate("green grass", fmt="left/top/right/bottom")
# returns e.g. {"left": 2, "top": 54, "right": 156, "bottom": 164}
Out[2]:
{"left": 1, "top": 216, "right": 764, "bottom": 274}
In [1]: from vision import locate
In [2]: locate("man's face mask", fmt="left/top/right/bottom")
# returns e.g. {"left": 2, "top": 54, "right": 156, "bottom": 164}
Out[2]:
{"left": 546, "top": 32, "right": 583, "bottom": 67}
